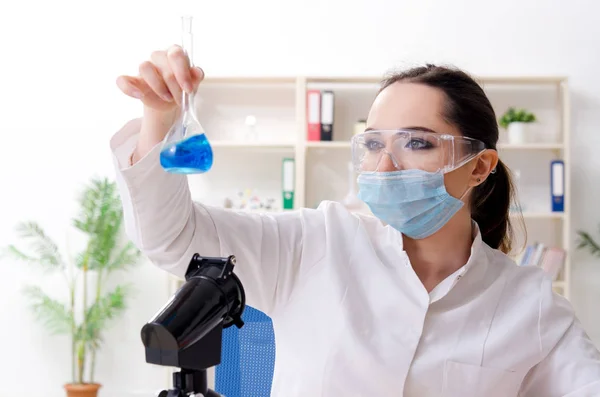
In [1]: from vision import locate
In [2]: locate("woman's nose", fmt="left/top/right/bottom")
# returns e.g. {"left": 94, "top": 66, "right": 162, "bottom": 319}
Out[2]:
{"left": 377, "top": 152, "right": 399, "bottom": 172}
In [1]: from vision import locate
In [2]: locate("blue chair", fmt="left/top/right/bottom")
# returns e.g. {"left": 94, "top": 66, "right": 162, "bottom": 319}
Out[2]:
{"left": 215, "top": 306, "right": 276, "bottom": 396}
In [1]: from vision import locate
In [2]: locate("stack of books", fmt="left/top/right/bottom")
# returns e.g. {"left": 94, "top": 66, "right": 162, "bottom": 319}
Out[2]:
{"left": 515, "top": 242, "right": 566, "bottom": 281}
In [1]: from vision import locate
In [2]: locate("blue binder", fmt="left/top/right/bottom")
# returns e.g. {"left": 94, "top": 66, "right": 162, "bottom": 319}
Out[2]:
{"left": 551, "top": 160, "right": 565, "bottom": 212}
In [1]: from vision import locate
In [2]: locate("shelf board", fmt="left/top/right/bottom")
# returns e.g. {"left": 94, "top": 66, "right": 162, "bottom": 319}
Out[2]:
{"left": 511, "top": 212, "right": 564, "bottom": 219}
{"left": 305, "top": 76, "right": 566, "bottom": 85}
{"left": 306, "top": 141, "right": 351, "bottom": 148}
{"left": 195, "top": 75, "right": 567, "bottom": 87}
{"left": 478, "top": 76, "right": 567, "bottom": 85}
{"left": 552, "top": 280, "right": 566, "bottom": 289}
{"left": 497, "top": 143, "right": 564, "bottom": 150}
{"left": 306, "top": 76, "right": 382, "bottom": 84}
{"left": 202, "top": 76, "right": 297, "bottom": 85}
{"left": 211, "top": 141, "right": 295, "bottom": 149}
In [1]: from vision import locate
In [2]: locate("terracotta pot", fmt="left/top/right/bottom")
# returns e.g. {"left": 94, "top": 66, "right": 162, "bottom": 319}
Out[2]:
{"left": 64, "top": 383, "right": 102, "bottom": 397}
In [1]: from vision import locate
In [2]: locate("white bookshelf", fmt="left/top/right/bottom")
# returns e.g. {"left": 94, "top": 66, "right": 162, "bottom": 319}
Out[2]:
{"left": 178, "top": 75, "right": 571, "bottom": 300}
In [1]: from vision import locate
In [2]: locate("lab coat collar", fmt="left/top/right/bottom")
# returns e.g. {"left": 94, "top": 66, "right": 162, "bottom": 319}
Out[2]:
{"left": 463, "top": 220, "right": 485, "bottom": 275}
{"left": 427, "top": 220, "right": 487, "bottom": 304}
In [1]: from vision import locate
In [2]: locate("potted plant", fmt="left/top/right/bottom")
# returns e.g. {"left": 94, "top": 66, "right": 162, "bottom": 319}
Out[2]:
{"left": 3, "top": 177, "right": 141, "bottom": 397}
{"left": 499, "top": 107, "right": 537, "bottom": 144}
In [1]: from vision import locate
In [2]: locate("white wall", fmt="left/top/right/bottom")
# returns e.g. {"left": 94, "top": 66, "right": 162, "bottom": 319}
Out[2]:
{"left": 1, "top": 0, "right": 600, "bottom": 395}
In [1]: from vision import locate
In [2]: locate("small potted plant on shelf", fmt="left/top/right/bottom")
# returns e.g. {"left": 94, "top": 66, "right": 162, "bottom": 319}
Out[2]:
{"left": 499, "top": 107, "right": 537, "bottom": 144}
{"left": 3, "top": 177, "right": 141, "bottom": 397}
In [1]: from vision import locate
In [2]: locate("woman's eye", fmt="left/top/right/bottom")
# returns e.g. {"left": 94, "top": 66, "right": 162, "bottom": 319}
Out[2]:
{"left": 364, "top": 140, "right": 385, "bottom": 151}
{"left": 405, "top": 139, "right": 432, "bottom": 150}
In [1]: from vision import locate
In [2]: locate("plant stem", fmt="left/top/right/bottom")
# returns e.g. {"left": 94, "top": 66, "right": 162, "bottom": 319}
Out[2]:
{"left": 65, "top": 233, "right": 77, "bottom": 384}
{"left": 89, "top": 271, "right": 103, "bottom": 383}
{"left": 77, "top": 341, "right": 85, "bottom": 384}
{"left": 70, "top": 282, "right": 76, "bottom": 384}
{"left": 90, "top": 349, "right": 96, "bottom": 384}
{"left": 80, "top": 251, "right": 89, "bottom": 384}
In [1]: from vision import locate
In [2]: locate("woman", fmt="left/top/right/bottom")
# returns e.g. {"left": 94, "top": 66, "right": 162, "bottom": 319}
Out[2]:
{"left": 112, "top": 45, "right": 600, "bottom": 396}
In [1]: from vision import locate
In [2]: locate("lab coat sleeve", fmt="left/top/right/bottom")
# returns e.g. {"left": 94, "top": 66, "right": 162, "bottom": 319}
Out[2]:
{"left": 109, "top": 118, "right": 321, "bottom": 317}
{"left": 518, "top": 276, "right": 600, "bottom": 396}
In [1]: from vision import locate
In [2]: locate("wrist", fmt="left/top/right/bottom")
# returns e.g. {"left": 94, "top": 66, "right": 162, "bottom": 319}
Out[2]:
{"left": 141, "top": 106, "right": 179, "bottom": 136}
{"left": 134, "top": 107, "right": 179, "bottom": 162}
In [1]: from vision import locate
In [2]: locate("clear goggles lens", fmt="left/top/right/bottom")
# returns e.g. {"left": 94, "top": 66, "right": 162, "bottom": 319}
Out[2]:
{"left": 351, "top": 130, "right": 487, "bottom": 174}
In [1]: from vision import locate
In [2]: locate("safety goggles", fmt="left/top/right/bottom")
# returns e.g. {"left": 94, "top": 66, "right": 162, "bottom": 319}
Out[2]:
{"left": 351, "top": 129, "right": 487, "bottom": 174}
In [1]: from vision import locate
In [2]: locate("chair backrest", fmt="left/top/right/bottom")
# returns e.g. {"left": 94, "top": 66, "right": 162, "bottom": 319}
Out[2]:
{"left": 215, "top": 306, "right": 275, "bottom": 396}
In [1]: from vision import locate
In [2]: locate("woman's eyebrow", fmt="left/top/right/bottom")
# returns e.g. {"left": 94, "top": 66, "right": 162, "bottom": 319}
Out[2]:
{"left": 402, "top": 126, "right": 438, "bottom": 133}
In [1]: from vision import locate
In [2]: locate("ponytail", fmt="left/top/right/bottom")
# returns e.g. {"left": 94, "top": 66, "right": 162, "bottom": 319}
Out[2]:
{"left": 471, "top": 159, "right": 520, "bottom": 254}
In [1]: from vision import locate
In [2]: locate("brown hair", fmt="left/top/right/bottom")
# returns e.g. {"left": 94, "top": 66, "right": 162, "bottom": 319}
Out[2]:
{"left": 379, "top": 64, "right": 521, "bottom": 254}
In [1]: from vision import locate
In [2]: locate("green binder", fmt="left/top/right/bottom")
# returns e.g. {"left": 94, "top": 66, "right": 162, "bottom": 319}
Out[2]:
{"left": 282, "top": 157, "right": 295, "bottom": 210}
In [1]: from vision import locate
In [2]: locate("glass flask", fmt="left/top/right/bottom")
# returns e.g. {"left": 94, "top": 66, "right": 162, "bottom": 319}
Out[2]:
{"left": 159, "top": 16, "right": 214, "bottom": 174}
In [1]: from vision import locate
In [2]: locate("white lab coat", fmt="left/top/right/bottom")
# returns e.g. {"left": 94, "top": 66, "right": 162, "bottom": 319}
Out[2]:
{"left": 111, "top": 118, "right": 600, "bottom": 397}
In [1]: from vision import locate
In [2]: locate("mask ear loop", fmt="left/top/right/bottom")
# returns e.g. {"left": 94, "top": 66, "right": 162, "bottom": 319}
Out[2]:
{"left": 458, "top": 186, "right": 473, "bottom": 202}
{"left": 460, "top": 166, "right": 493, "bottom": 203}
{"left": 453, "top": 147, "right": 493, "bottom": 203}
{"left": 457, "top": 168, "right": 485, "bottom": 203}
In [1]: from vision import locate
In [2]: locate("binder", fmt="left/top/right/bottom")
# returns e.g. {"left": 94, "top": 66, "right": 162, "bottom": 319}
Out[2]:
{"left": 282, "top": 158, "right": 295, "bottom": 210}
{"left": 550, "top": 160, "right": 564, "bottom": 212}
{"left": 320, "top": 90, "right": 334, "bottom": 141}
{"left": 306, "top": 90, "right": 321, "bottom": 141}
{"left": 519, "top": 244, "right": 535, "bottom": 265}
{"left": 540, "top": 247, "right": 566, "bottom": 280}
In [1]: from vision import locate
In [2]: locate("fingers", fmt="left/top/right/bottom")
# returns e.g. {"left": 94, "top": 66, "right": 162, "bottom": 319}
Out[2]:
{"left": 150, "top": 49, "right": 183, "bottom": 104}
{"left": 119, "top": 76, "right": 151, "bottom": 98}
{"left": 116, "top": 75, "right": 144, "bottom": 99}
{"left": 139, "top": 61, "right": 173, "bottom": 102}
{"left": 116, "top": 75, "right": 166, "bottom": 107}
{"left": 117, "top": 45, "right": 204, "bottom": 108}
{"left": 166, "top": 45, "right": 194, "bottom": 93}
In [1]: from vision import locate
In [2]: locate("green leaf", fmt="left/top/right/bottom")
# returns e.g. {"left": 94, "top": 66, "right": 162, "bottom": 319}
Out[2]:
{"left": 74, "top": 178, "right": 128, "bottom": 272}
{"left": 106, "top": 242, "right": 141, "bottom": 273}
{"left": 82, "top": 285, "right": 133, "bottom": 347}
{"left": 577, "top": 230, "right": 600, "bottom": 257}
{"left": 499, "top": 107, "right": 537, "bottom": 127}
{"left": 3, "top": 244, "right": 39, "bottom": 263}
{"left": 23, "top": 285, "right": 73, "bottom": 335}
{"left": 3, "top": 222, "right": 65, "bottom": 273}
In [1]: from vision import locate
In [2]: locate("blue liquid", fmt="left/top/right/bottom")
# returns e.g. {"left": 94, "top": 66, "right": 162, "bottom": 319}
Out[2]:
{"left": 160, "top": 134, "right": 214, "bottom": 174}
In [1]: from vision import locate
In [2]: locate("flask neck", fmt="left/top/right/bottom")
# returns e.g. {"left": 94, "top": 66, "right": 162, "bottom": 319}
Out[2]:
{"left": 180, "top": 16, "right": 195, "bottom": 109}
{"left": 182, "top": 90, "right": 192, "bottom": 111}
{"left": 181, "top": 16, "right": 194, "bottom": 66}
